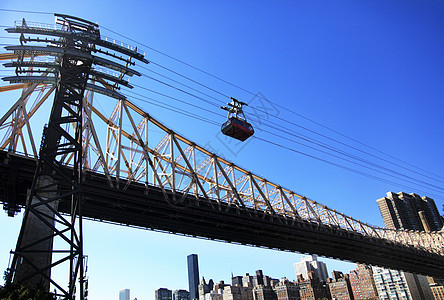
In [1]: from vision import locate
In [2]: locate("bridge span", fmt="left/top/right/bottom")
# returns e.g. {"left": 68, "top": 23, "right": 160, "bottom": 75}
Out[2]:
{"left": 1, "top": 92, "right": 444, "bottom": 278}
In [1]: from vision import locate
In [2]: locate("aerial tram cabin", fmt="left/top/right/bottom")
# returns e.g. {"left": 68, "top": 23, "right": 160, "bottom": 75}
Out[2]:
{"left": 221, "top": 98, "right": 254, "bottom": 141}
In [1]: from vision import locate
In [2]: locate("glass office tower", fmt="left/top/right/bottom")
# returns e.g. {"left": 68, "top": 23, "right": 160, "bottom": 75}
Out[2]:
{"left": 187, "top": 254, "right": 199, "bottom": 300}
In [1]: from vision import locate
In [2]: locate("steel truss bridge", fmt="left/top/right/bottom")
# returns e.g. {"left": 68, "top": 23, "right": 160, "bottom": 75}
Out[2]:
{"left": 0, "top": 14, "right": 444, "bottom": 298}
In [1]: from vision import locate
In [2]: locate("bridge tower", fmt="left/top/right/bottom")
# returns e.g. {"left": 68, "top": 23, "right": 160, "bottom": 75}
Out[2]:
{"left": 2, "top": 14, "right": 147, "bottom": 299}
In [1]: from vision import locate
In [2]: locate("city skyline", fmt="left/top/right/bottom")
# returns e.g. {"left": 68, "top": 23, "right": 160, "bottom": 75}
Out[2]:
{"left": 1, "top": 1, "right": 443, "bottom": 299}
{"left": 130, "top": 256, "right": 372, "bottom": 299}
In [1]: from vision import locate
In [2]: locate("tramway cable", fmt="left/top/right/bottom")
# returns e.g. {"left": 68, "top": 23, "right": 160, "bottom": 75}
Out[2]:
{"left": 125, "top": 87, "right": 444, "bottom": 198}
{"left": 100, "top": 28, "right": 443, "bottom": 183}
{"left": 133, "top": 73, "right": 444, "bottom": 189}
{"left": 136, "top": 72, "right": 222, "bottom": 107}
{"left": 259, "top": 126, "right": 444, "bottom": 194}
{"left": 123, "top": 88, "right": 224, "bottom": 119}
{"left": 121, "top": 86, "right": 444, "bottom": 197}
{"left": 0, "top": 8, "right": 53, "bottom": 15}
{"left": 139, "top": 65, "right": 226, "bottom": 105}
{"left": 253, "top": 136, "right": 443, "bottom": 200}
{"left": 122, "top": 92, "right": 219, "bottom": 126}
{"left": 138, "top": 67, "right": 444, "bottom": 185}
{"left": 130, "top": 63, "right": 444, "bottom": 189}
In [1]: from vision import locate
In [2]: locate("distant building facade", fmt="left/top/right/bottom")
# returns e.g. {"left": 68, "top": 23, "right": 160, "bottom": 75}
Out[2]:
{"left": 174, "top": 289, "right": 190, "bottom": 300}
{"left": 253, "top": 270, "right": 274, "bottom": 288}
{"left": 232, "top": 276, "right": 243, "bottom": 287}
{"left": 243, "top": 273, "right": 254, "bottom": 288}
{"left": 188, "top": 254, "right": 200, "bottom": 300}
{"left": 297, "top": 272, "right": 329, "bottom": 300}
{"left": 119, "top": 289, "right": 130, "bottom": 300}
{"left": 199, "top": 278, "right": 212, "bottom": 300}
{"left": 349, "top": 264, "right": 378, "bottom": 300}
{"left": 274, "top": 278, "right": 299, "bottom": 300}
{"left": 328, "top": 271, "right": 353, "bottom": 300}
{"left": 156, "top": 288, "right": 173, "bottom": 300}
{"left": 252, "top": 285, "right": 277, "bottom": 300}
{"left": 206, "top": 292, "right": 224, "bottom": 300}
{"left": 201, "top": 271, "right": 278, "bottom": 300}
{"left": 224, "top": 285, "right": 254, "bottom": 300}
{"left": 294, "top": 255, "right": 328, "bottom": 283}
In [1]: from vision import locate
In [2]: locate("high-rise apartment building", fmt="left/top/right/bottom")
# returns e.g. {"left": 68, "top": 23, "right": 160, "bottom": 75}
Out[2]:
{"left": 156, "top": 288, "right": 173, "bottom": 300}
{"left": 349, "top": 264, "right": 378, "bottom": 300}
{"left": 371, "top": 266, "right": 433, "bottom": 300}
{"left": 294, "top": 255, "right": 328, "bottom": 283}
{"left": 119, "top": 289, "right": 130, "bottom": 300}
{"left": 377, "top": 192, "right": 443, "bottom": 231}
{"left": 188, "top": 254, "right": 200, "bottom": 300}
{"left": 371, "top": 266, "right": 411, "bottom": 300}
{"left": 377, "top": 192, "right": 437, "bottom": 300}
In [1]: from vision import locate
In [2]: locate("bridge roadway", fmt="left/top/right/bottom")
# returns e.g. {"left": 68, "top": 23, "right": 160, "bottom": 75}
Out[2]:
{"left": 1, "top": 150, "right": 444, "bottom": 278}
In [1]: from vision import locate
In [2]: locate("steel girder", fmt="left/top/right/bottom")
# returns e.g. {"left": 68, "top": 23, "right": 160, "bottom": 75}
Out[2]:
{"left": 1, "top": 151, "right": 444, "bottom": 278}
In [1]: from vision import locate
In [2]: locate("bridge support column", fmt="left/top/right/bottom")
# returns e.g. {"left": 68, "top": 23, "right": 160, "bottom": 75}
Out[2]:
{"left": 12, "top": 175, "right": 58, "bottom": 292}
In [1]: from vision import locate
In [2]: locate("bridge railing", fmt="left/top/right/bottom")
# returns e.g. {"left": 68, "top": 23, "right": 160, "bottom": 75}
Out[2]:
{"left": 10, "top": 19, "right": 145, "bottom": 56}
{"left": 1, "top": 65, "right": 443, "bottom": 257}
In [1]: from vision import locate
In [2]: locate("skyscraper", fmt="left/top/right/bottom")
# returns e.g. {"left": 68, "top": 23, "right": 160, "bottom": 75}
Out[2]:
{"left": 294, "top": 255, "right": 328, "bottom": 282}
{"left": 376, "top": 192, "right": 443, "bottom": 231}
{"left": 188, "top": 254, "right": 200, "bottom": 300}
{"left": 119, "top": 289, "right": 130, "bottom": 300}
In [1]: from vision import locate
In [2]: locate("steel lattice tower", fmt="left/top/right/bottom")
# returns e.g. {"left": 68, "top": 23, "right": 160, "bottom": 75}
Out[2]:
{"left": 2, "top": 14, "right": 147, "bottom": 299}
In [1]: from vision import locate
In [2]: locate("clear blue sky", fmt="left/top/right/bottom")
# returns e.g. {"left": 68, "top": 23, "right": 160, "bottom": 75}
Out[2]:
{"left": 1, "top": 1, "right": 443, "bottom": 299}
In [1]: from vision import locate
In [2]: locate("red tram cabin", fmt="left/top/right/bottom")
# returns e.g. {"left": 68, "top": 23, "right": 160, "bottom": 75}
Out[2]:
{"left": 220, "top": 98, "right": 254, "bottom": 141}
